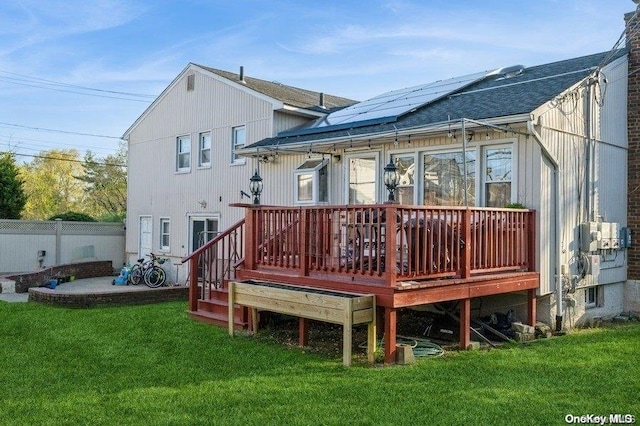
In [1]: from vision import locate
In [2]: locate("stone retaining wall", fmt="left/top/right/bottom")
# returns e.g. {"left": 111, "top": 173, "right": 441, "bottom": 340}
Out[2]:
{"left": 7, "top": 261, "right": 115, "bottom": 293}
{"left": 28, "top": 286, "right": 188, "bottom": 308}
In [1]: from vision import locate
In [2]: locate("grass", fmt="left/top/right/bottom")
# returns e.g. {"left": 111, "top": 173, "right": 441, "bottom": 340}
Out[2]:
{"left": 0, "top": 301, "right": 638, "bottom": 426}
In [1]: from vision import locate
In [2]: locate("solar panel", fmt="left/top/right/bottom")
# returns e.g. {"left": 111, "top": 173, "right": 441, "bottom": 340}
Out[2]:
{"left": 279, "top": 70, "right": 491, "bottom": 137}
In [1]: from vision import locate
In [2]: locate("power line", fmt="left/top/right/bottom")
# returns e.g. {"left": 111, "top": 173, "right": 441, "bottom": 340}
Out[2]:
{"left": 3, "top": 150, "right": 126, "bottom": 168}
{"left": 0, "top": 133, "right": 118, "bottom": 154}
{"left": 0, "top": 122, "right": 123, "bottom": 139}
{"left": 0, "top": 68, "right": 156, "bottom": 98}
{"left": 0, "top": 77, "right": 153, "bottom": 103}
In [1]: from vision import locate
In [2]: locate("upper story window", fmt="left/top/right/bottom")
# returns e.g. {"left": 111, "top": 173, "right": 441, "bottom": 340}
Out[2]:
{"left": 231, "top": 126, "right": 246, "bottom": 164}
{"left": 186, "top": 74, "right": 195, "bottom": 91}
{"left": 199, "top": 132, "right": 211, "bottom": 167}
{"left": 176, "top": 135, "right": 191, "bottom": 172}
{"left": 294, "top": 159, "right": 329, "bottom": 204}
{"left": 484, "top": 146, "right": 512, "bottom": 207}
{"left": 159, "top": 218, "right": 170, "bottom": 251}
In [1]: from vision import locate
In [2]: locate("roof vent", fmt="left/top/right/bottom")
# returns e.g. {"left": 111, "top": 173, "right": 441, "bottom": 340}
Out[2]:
{"left": 319, "top": 92, "right": 326, "bottom": 109}
{"left": 239, "top": 66, "right": 246, "bottom": 84}
{"left": 488, "top": 65, "right": 525, "bottom": 79}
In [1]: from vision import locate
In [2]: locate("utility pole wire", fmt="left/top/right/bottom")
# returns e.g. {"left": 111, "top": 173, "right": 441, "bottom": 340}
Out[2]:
{"left": 0, "top": 122, "right": 123, "bottom": 139}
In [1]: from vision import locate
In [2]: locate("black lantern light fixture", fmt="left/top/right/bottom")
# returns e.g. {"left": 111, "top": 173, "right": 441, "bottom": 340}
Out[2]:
{"left": 249, "top": 169, "right": 263, "bottom": 205}
{"left": 383, "top": 160, "right": 399, "bottom": 203}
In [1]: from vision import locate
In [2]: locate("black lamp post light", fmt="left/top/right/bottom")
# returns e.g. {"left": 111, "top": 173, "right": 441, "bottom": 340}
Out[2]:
{"left": 249, "top": 169, "right": 263, "bottom": 205}
{"left": 383, "top": 161, "right": 400, "bottom": 203}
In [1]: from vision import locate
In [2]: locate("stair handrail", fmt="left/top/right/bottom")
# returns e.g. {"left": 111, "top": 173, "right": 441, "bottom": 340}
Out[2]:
{"left": 181, "top": 218, "right": 245, "bottom": 264}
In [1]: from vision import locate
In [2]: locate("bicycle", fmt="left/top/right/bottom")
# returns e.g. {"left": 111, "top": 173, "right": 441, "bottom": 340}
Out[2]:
{"left": 128, "top": 253, "right": 168, "bottom": 288}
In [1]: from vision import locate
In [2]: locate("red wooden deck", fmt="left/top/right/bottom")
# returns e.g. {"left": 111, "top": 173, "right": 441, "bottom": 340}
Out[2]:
{"left": 183, "top": 204, "right": 539, "bottom": 364}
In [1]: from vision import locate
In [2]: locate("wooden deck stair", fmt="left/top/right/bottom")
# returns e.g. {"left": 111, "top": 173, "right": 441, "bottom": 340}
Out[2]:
{"left": 188, "top": 287, "right": 249, "bottom": 329}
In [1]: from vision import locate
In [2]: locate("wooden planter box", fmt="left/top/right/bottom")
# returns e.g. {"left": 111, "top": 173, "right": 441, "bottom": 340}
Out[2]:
{"left": 228, "top": 280, "right": 376, "bottom": 366}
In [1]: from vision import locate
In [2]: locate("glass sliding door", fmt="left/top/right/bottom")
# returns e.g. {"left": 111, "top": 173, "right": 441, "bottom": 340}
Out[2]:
{"left": 347, "top": 155, "right": 378, "bottom": 204}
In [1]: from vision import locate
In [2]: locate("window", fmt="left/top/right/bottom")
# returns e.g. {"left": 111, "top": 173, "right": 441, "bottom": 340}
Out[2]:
{"left": 176, "top": 135, "right": 191, "bottom": 172}
{"left": 231, "top": 126, "right": 246, "bottom": 164}
{"left": 391, "top": 154, "right": 416, "bottom": 205}
{"left": 199, "top": 132, "right": 211, "bottom": 167}
{"left": 484, "top": 147, "right": 512, "bottom": 207}
{"left": 423, "top": 151, "right": 475, "bottom": 206}
{"left": 348, "top": 155, "right": 377, "bottom": 204}
{"left": 159, "top": 218, "right": 170, "bottom": 251}
{"left": 585, "top": 286, "right": 603, "bottom": 309}
{"left": 187, "top": 74, "right": 195, "bottom": 91}
{"left": 294, "top": 159, "right": 329, "bottom": 204}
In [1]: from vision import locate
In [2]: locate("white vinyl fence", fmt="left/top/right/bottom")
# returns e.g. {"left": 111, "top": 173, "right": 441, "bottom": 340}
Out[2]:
{"left": 0, "top": 219, "right": 125, "bottom": 274}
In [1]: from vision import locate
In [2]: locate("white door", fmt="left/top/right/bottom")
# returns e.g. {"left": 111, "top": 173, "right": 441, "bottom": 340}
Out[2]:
{"left": 139, "top": 216, "right": 152, "bottom": 259}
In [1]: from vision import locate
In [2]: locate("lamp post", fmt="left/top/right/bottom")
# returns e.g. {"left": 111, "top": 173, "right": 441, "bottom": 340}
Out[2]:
{"left": 249, "top": 169, "right": 263, "bottom": 205}
{"left": 383, "top": 161, "right": 399, "bottom": 203}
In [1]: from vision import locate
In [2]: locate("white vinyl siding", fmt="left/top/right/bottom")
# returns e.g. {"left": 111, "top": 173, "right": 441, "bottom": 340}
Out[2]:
{"left": 176, "top": 135, "right": 191, "bottom": 172}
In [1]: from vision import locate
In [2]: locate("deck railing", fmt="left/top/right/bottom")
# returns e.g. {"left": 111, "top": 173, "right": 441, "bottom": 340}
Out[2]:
{"left": 244, "top": 204, "right": 535, "bottom": 285}
{"left": 182, "top": 219, "right": 245, "bottom": 311}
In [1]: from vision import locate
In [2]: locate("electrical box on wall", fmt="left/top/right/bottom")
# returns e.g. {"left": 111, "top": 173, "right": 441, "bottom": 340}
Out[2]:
{"left": 580, "top": 222, "right": 600, "bottom": 252}
{"left": 580, "top": 222, "right": 623, "bottom": 252}
{"left": 620, "top": 227, "right": 631, "bottom": 248}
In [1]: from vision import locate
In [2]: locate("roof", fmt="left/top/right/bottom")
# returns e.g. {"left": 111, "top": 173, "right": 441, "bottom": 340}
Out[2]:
{"left": 195, "top": 64, "right": 357, "bottom": 110}
{"left": 246, "top": 49, "right": 627, "bottom": 150}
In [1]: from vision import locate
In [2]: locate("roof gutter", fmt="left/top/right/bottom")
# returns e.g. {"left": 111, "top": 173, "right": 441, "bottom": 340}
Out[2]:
{"left": 238, "top": 113, "right": 532, "bottom": 155}
{"left": 527, "top": 118, "right": 564, "bottom": 332}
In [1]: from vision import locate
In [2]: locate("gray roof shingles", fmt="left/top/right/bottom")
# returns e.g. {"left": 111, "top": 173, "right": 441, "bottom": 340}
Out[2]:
{"left": 247, "top": 49, "right": 626, "bottom": 149}
{"left": 196, "top": 64, "right": 357, "bottom": 110}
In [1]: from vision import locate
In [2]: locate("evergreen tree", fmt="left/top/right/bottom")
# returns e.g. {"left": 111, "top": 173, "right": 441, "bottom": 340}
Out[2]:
{"left": 0, "top": 153, "right": 26, "bottom": 219}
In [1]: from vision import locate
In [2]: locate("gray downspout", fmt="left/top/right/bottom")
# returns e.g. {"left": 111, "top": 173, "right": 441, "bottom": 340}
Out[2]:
{"left": 527, "top": 120, "right": 564, "bottom": 332}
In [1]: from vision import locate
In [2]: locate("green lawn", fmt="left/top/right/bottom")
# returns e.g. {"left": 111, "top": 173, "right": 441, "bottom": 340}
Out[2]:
{"left": 0, "top": 301, "right": 638, "bottom": 426}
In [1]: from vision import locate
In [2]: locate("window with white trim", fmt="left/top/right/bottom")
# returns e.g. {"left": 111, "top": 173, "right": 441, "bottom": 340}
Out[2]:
{"left": 231, "top": 126, "right": 246, "bottom": 164}
{"left": 484, "top": 146, "right": 512, "bottom": 207}
{"left": 391, "top": 153, "right": 416, "bottom": 205}
{"left": 294, "top": 159, "right": 329, "bottom": 204}
{"left": 347, "top": 155, "right": 377, "bottom": 204}
{"left": 159, "top": 218, "right": 170, "bottom": 251}
{"left": 176, "top": 135, "right": 191, "bottom": 172}
{"left": 199, "top": 132, "right": 211, "bottom": 167}
{"left": 423, "top": 150, "right": 475, "bottom": 206}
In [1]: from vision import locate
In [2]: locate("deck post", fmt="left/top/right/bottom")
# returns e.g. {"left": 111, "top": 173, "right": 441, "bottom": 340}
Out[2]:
{"left": 384, "top": 307, "right": 397, "bottom": 364}
{"left": 527, "top": 210, "right": 536, "bottom": 271}
{"left": 459, "top": 297, "right": 471, "bottom": 350}
{"left": 299, "top": 317, "right": 309, "bottom": 347}
{"left": 228, "top": 281, "right": 236, "bottom": 336}
{"left": 300, "top": 208, "right": 310, "bottom": 276}
{"left": 244, "top": 208, "right": 256, "bottom": 270}
{"left": 462, "top": 209, "right": 472, "bottom": 279}
{"left": 384, "top": 205, "right": 397, "bottom": 286}
{"left": 188, "top": 258, "right": 198, "bottom": 312}
{"left": 527, "top": 288, "right": 537, "bottom": 326}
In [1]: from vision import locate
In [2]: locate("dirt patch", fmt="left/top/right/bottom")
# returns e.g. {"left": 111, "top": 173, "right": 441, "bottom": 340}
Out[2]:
{"left": 253, "top": 308, "right": 457, "bottom": 363}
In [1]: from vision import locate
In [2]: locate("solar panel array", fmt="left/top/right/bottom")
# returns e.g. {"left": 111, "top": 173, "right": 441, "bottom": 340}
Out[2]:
{"left": 279, "top": 70, "right": 491, "bottom": 137}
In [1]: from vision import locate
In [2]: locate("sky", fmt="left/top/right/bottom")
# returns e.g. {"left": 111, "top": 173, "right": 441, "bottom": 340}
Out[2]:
{"left": 0, "top": 0, "right": 635, "bottom": 163}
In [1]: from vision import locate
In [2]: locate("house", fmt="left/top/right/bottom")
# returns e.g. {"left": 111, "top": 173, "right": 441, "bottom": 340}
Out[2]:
{"left": 138, "top": 10, "right": 639, "bottom": 364}
{"left": 122, "top": 64, "right": 356, "bottom": 282}
{"left": 184, "top": 13, "right": 639, "bottom": 364}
